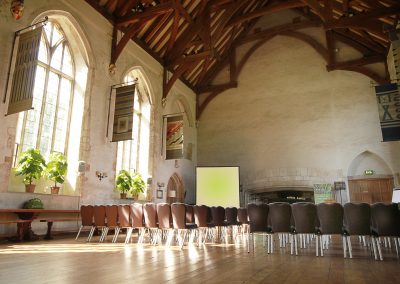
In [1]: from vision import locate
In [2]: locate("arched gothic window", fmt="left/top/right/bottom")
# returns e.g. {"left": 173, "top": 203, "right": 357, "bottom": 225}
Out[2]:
{"left": 115, "top": 69, "right": 151, "bottom": 179}
{"left": 15, "top": 21, "right": 74, "bottom": 159}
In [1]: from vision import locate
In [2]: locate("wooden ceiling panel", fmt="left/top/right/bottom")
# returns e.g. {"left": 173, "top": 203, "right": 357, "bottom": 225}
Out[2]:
{"left": 85, "top": 0, "right": 399, "bottom": 100}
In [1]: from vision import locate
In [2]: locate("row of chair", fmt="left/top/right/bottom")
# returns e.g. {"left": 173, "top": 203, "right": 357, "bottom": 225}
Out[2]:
{"left": 75, "top": 203, "right": 249, "bottom": 248}
{"left": 247, "top": 202, "right": 400, "bottom": 260}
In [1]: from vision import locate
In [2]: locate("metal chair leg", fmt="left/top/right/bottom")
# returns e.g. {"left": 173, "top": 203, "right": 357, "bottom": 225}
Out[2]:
{"left": 75, "top": 225, "right": 83, "bottom": 240}
{"left": 347, "top": 236, "right": 353, "bottom": 258}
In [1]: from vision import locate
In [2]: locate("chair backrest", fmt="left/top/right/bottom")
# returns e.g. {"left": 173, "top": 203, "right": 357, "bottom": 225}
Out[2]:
{"left": 247, "top": 203, "right": 269, "bottom": 233}
{"left": 371, "top": 203, "right": 400, "bottom": 237}
{"left": 268, "top": 202, "right": 292, "bottom": 233}
{"left": 143, "top": 203, "right": 158, "bottom": 228}
{"left": 80, "top": 205, "right": 94, "bottom": 226}
{"left": 225, "top": 207, "right": 238, "bottom": 225}
{"left": 171, "top": 203, "right": 186, "bottom": 229}
{"left": 194, "top": 205, "right": 209, "bottom": 227}
{"left": 93, "top": 205, "right": 106, "bottom": 227}
{"left": 185, "top": 205, "right": 194, "bottom": 223}
{"left": 291, "top": 202, "right": 317, "bottom": 234}
{"left": 211, "top": 206, "right": 225, "bottom": 226}
{"left": 237, "top": 208, "right": 249, "bottom": 224}
{"left": 157, "top": 203, "right": 172, "bottom": 229}
{"left": 131, "top": 203, "right": 144, "bottom": 228}
{"left": 343, "top": 203, "right": 371, "bottom": 235}
{"left": 317, "top": 203, "right": 344, "bottom": 235}
{"left": 118, "top": 205, "right": 131, "bottom": 228}
{"left": 105, "top": 205, "right": 118, "bottom": 227}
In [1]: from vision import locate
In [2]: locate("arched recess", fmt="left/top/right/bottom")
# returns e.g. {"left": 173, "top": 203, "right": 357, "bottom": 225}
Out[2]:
{"left": 169, "top": 94, "right": 195, "bottom": 127}
{"left": 347, "top": 151, "right": 394, "bottom": 203}
{"left": 122, "top": 65, "right": 155, "bottom": 105}
{"left": 166, "top": 173, "right": 185, "bottom": 204}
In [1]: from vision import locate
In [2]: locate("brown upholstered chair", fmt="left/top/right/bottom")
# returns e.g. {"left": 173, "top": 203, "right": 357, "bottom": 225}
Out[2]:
{"left": 247, "top": 203, "right": 269, "bottom": 253}
{"left": 237, "top": 207, "right": 249, "bottom": 236}
{"left": 90, "top": 205, "right": 107, "bottom": 242}
{"left": 131, "top": 203, "right": 145, "bottom": 243}
{"left": 75, "top": 205, "right": 94, "bottom": 241}
{"left": 171, "top": 203, "right": 197, "bottom": 248}
{"left": 317, "top": 203, "right": 346, "bottom": 257}
{"left": 143, "top": 203, "right": 158, "bottom": 245}
{"left": 371, "top": 203, "right": 400, "bottom": 260}
{"left": 102, "top": 205, "right": 119, "bottom": 243}
{"left": 156, "top": 203, "right": 174, "bottom": 246}
{"left": 117, "top": 205, "right": 132, "bottom": 244}
{"left": 268, "top": 202, "right": 294, "bottom": 254}
{"left": 343, "top": 203, "right": 376, "bottom": 259}
{"left": 210, "top": 206, "right": 228, "bottom": 242}
{"left": 291, "top": 202, "right": 318, "bottom": 255}
{"left": 225, "top": 207, "right": 240, "bottom": 241}
{"left": 185, "top": 205, "right": 195, "bottom": 224}
{"left": 194, "top": 205, "right": 213, "bottom": 244}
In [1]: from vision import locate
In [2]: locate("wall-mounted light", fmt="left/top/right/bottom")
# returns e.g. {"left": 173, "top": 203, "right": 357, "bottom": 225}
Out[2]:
{"left": 96, "top": 171, "right": 107, "bottom": 181}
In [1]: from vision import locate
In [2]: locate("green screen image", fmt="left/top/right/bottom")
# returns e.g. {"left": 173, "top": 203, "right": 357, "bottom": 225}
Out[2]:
{"left": 196, "top": 167, "right": 240, "bottom": 207}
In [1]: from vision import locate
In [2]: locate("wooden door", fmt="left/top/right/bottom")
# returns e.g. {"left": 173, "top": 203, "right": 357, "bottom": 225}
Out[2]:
{"left": 348, "top": 177, "right": 394, "bottom": 203}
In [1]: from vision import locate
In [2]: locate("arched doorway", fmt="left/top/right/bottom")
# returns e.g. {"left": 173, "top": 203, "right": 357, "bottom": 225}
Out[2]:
{"left": 166, "top": 173, "right": 185, "bottom": 204}
{"left": 347, "top": 151, "right": 394, "bottom": 203}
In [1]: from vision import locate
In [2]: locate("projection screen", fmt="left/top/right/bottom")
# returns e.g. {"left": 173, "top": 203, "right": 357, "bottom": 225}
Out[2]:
{"left": 196, "top": 166, "right": 240, "bottom": 207}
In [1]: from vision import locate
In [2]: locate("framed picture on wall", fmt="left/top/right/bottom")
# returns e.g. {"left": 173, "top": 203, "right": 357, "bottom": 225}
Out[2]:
{"left": 156, "top": 190, "right": 163, "bottom": 199}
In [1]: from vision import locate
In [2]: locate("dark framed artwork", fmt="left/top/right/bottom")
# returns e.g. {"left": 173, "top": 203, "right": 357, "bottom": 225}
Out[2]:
{"left": 156, "top": 190, "right": 163, "bottom": 199}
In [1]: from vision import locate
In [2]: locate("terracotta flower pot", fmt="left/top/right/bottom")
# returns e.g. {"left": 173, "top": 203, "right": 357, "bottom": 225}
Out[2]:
{"left": 51, "top": 186, "right": 60, "bottom": 194}
{"left": 25, "top": 184, "right": 36, "bottom": 193}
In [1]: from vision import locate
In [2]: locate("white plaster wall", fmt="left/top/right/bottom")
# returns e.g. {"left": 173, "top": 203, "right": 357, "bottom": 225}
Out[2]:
{"left": 0, "top": 0, "right": 197, "bottom": 235}
{"left": 197, "top": 33, "right": 400, "bottom": 195}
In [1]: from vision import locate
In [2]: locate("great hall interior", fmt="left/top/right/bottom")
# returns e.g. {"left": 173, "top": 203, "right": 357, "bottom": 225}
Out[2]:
{"left": 0, "top": 0, "right": 399, "bottom": 283}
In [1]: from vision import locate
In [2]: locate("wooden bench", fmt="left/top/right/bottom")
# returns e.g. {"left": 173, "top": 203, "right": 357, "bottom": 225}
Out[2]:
{"left": 39, "top": 218, "right": 80, "bottom": 240}
{"left": 0, "top": 219, "right": 38, "bottom": 241}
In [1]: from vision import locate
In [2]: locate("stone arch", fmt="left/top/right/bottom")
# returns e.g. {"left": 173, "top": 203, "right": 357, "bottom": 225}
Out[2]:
{"left": 169, "top": 94, "right": 195, "bottom": 127}
{"left": 347, "top": 150, "right": 393, "bottom": 177}
{"left": 166, "top": 173, "right": 185, "bottom": 204}
{"left": 122, "top": 66, "right": 155, "bottom": 105}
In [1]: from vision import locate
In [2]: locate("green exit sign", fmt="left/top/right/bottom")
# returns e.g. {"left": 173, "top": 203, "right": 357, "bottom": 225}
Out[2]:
{"left": 364, "top": 170, "right": 374, "bottom": 175}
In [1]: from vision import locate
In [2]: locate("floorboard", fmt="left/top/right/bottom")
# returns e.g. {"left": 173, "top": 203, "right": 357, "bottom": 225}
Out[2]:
{"left": 0, "top": 233, "right": 399, "bottom": 284}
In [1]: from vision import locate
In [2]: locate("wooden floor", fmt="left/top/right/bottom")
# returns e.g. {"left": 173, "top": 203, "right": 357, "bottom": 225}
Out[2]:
{"left": 0, "top": 233, "right": 399, "bottom": 284}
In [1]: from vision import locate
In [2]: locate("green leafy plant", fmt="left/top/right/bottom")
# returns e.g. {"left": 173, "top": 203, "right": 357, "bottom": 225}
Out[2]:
{"left": 45, "top": 152, "right": 68, "bottom": 188}
{"left": 131, "top": 172, "right": 146, "bottom": 196}
{"left": 23, "top": 198, "right": 44, "bottom": 209}
{"left": 115, "top": 170, "right": 133, "bottom": 194}
{"left": 15, "top": 148, "right": 46, "bottom": 185}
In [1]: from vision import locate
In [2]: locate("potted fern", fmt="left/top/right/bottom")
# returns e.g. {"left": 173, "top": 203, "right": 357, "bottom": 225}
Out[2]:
{"left": 116, "top": 170, "right": 133, "bottom": 199}
{"left": 45, "top": 152, "right": 68, "bottom": 194}
{"left": 15, "top": 148, "right": 46, "bottom": 193}
{"left": 131, "top": 172, "right": 146, "bottom": 200}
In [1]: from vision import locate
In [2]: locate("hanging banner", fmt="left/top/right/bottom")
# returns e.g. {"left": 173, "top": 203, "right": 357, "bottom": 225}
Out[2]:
{"left": 112, "top": 84, "right": 136, "bottom": 142}
{"left": 165, "top": 115, "right": 184, "bottom": 159}
{"left": 7, "top": 26, "right": 43, "bottom": 115}
{"left": 375, "top": 83, "right": 400, "bottom": 142}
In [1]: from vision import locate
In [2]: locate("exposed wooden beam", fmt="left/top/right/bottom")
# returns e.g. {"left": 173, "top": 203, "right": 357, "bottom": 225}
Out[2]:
{"left": 116, "top": 2, "right": 174, "bottom": 26}
{"left": 116, "top": 0, "right": 139, "bottom": 17}
{"left": 330, "top": 65, "right": 388, "bottom": 84}
{"left": 333, "top": 30, "right": 385, "bottom": 54}
{"left": 85, "top": 0, "right": 116, "bottom": 24}
{"left": 326, "top": 54, "right": 385, "bottom": 70}
{"left": 227, "top": 0, "right": 307, "bottom": 27}
{"left": 300, "top": 0, "right": 325, "bottom": 21}
{"left": 237, "top": 20, "right": 320, "bottom": 45}
{"left": 326, "top": 4, "right": 400, "bottom": 33}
